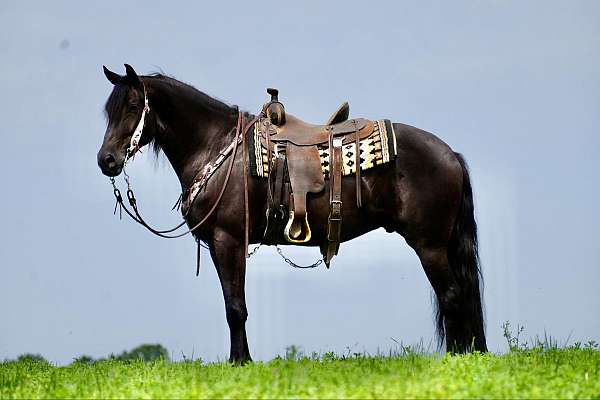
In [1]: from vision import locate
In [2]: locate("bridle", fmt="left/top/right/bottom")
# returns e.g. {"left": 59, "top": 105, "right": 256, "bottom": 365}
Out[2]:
{"left": 107, "top": 81, "right": 322, "bottom": 271}
{"left": 126, "top": 82, "right": 151, "bottom": 158}
{"left": 108, "top": 82, "right": 259, "bottom": 271}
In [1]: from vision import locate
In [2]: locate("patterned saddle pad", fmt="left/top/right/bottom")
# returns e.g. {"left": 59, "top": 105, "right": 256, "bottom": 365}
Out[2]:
{"left": 248, "top": 119, "right": 397, "bottom": 178}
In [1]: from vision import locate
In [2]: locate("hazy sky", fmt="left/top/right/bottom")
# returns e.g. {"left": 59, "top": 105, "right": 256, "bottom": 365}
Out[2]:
{"left": 1, "top": 1, "right": 598, "bottom": 364}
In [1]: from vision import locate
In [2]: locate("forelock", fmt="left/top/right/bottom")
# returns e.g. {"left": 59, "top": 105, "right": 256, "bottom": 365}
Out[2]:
{"left": 104, "top": 85, "right": 129, "bottom": 120}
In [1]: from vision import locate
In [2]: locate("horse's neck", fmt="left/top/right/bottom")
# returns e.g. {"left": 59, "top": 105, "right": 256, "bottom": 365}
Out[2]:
{"left": 146, "top": 78, "right": 237, "bottom": 188}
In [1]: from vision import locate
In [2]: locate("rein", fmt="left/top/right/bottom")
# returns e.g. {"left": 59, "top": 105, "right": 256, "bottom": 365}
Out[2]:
{"left": 109, "top": 83, "right": 259, "bottom": 274}
{"left": 107, "top": 82, "right": 321, "bottom": 271}
{"left": 111, "top": 110, "right": 256, "bottom": 237}
{"left": 111, "top": 82, "right": 190, "bottom": 235}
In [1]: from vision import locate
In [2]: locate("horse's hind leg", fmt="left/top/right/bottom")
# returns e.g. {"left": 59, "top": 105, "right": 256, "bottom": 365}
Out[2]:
{"left": 208, "top": 229, "right": 252, "bottom": 364}
{"left": 392, "top": 139, "right": 486, "bottom": 352}
{"left": 416, "top": 246, "right": 465, "bottom": 352}
{"left": 416, "top": 245, "right": 487, "bottom": 353}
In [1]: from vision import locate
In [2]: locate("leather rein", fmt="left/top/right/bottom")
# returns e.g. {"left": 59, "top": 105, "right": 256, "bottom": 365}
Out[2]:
{"left": 108, "top": 83, "right": 321, "bottom": 271}
{"left": 109, "top": 82, "right": 258, "bottom": 249}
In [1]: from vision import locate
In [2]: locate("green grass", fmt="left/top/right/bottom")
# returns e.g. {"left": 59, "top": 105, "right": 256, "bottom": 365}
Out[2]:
{"left": 1, "top": 347, "right": 599, "bottom": 399}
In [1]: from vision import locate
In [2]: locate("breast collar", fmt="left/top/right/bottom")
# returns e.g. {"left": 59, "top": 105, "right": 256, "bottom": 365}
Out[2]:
{"left": 120, "top": 83, "right": 258, "bottom": 223}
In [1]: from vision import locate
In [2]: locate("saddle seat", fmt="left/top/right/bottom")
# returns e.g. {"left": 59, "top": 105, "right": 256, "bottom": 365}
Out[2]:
{"left": 269, "top": 114, "right": 373, "bottom": 146}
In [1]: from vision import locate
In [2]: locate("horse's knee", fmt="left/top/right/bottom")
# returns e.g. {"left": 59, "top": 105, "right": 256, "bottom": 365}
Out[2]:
{"left": 225, "top": 300, "right": 248, "bottom": 327}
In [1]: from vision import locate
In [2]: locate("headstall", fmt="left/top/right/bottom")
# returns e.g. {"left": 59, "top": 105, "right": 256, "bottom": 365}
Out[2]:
{"left": 126, "top": 83, "right": 150, "bottom": 161}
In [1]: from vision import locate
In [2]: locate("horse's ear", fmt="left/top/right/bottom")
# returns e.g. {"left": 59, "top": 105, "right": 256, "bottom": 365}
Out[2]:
{"left": 103, "top": 65, "right": 122, "bottom": 85}
{"left": 124, "top": 64, "right": 141, "bottom": 86}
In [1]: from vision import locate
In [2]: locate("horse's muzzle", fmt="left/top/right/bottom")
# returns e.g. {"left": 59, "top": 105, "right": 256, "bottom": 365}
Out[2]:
{"left": 97, "top": 151, "right": 123, "bottom": 177}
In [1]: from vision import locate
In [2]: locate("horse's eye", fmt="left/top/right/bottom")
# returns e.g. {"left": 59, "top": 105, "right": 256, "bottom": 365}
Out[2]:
{"left": 128, "top": 105, "right": 139, "bottom": 113}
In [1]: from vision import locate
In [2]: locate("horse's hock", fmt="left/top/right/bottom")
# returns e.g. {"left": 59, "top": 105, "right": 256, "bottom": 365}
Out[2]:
{"left": 253, "top": 88, "right": 397, "bottom": 266}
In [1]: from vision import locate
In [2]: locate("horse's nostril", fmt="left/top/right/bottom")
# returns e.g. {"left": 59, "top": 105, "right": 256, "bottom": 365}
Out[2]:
{"left": 104, "top": 153, "right": 116, "bottom": 165}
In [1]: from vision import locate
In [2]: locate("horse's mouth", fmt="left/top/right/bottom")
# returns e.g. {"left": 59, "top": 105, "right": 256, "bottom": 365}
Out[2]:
{"left": 97, "top": 148, "right": 126, "bottom": 177}
{"left": 102, "top": 167, "right": 123, "bottom": 178}
{"left": 98, "top": 161, "right": 123, "bottom": 177}
{"left": 100, "top": 166, "right": 123, "bottom": 178}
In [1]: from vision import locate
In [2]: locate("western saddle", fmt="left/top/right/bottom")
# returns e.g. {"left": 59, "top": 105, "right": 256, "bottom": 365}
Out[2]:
{"left": 260, "top": 89, "right": 376, "bottom": 266}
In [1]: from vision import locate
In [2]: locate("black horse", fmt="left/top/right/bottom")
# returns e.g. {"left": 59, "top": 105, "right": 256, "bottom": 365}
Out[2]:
{"left": 97, "top": 64, "right": 487, "bottom": 363}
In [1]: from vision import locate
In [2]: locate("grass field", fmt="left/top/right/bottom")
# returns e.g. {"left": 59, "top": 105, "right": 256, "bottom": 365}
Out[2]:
{"left": 1, "top": 346, "right": 599, "bottom": 399}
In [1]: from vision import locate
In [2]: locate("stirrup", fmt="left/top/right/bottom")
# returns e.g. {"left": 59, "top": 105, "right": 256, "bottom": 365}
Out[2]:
{"left": 283, "top": 210, "right": 312, "bottom": 244}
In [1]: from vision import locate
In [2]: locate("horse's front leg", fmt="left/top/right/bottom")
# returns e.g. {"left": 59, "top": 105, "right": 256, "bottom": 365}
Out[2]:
{"left": 208, "top": 229, "right": 251, "bottom": 364}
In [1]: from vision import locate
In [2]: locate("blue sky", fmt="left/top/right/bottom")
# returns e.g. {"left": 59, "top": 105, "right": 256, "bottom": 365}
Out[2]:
{"left": 0, "top": 0, "right": 598, "bottom": 364}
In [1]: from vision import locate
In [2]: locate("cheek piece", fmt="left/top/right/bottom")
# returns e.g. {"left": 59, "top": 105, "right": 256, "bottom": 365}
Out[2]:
{"left": 126, "top": 84, "right": 150, "bottom": 161}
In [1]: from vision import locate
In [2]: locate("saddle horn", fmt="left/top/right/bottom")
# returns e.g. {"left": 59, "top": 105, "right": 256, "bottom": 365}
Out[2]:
{"left": 265, "top": 88, "right": 286, "bottom": 126}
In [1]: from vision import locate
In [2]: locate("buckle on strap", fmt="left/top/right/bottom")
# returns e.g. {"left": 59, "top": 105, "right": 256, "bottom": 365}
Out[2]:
{"left": 329, "top": 200, "right": 342, "bottom": 220}
{"left": 327, "top": 200, "right": 342, "bottom": 242}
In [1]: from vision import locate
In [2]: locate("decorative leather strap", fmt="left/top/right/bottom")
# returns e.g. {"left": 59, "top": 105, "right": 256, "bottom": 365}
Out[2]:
{"left": 326, "top": 132, "right": 343, "bottom": 267}
{"left": 354, "top": 119, "right": 362, "bottom": 208}
{"left": 242, "top": 112, "right": 250, "bottom": 258}
{"left": 126, "top": 81, "right": 150, "bottom": 160}
{"left": 262, "top": 155, "right": 286, "bottom": 245}
{"left": 275, "top": 156, "right": 286, "bottom": 210}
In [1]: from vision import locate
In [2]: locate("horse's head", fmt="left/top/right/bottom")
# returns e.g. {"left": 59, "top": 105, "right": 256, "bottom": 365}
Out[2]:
{"left": 97, "top": 64, "right": 150, "bottom": 176}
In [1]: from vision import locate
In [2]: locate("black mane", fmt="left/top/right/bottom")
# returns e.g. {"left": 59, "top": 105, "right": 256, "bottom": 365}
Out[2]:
{"left": 104, "top": 73, "right": 237, "bottom": 119}
{"left": 103, "top": 73, "right": 239, "bottom": 159}
{"left": 144, "top": 74, "right": 238, "bottom": 116}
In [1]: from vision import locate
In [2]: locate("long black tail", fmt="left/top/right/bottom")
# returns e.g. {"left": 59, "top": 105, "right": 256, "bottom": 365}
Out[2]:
{"left": 440, "top": 153, "right": 487, "bottom": 352}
